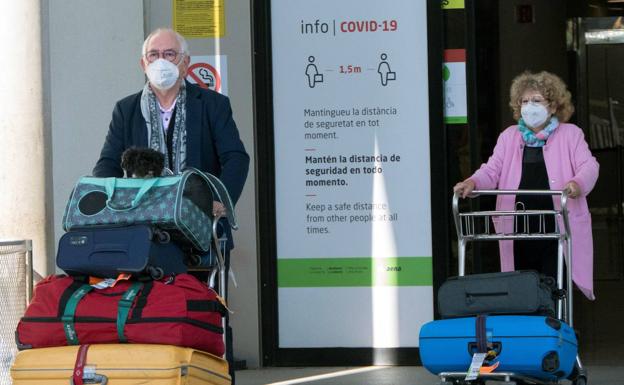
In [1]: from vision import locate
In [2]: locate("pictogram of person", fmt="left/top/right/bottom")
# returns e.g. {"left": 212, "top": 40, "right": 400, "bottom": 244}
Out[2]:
{"left": 305, "top": 56, "right": 324, "bottom": 88}
{"left": 377, "top": 53, "right": 396, "bottom": 86}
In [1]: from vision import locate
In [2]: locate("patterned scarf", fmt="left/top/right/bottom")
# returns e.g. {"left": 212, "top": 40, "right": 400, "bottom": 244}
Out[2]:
{"left": 518, "top": 116, "right": 559, "bottom": 147}
{"left": 140, "top": 82, "right": 187, "bottom": 174}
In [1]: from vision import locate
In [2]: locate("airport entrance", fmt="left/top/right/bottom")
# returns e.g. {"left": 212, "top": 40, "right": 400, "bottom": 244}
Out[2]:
{"left": 570, "top": 16, "right": 624, "bottom": 363}
{"left": 455, "top": 1, "right": 624, "bottom": 364}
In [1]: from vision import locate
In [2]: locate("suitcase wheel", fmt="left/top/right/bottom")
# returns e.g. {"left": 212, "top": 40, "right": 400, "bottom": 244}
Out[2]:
{"left": 187, "top": 253, "right": 202, "bottom": 267}
{"left": 573, "top": 375, "right": 587, "bottom": 385}
{"left": 147, "top": 266, "right": 164, "bottom": 280}
{"left": 568, "top": 360, "right": 588, "bottom": 385}
{"left": 153, "top": 229, "right": 171, "bottom": 243}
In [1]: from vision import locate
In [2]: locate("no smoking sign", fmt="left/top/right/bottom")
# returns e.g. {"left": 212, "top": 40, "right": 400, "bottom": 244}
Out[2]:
{"left": 186, "top": 55, "right": 228, "bottom": 95}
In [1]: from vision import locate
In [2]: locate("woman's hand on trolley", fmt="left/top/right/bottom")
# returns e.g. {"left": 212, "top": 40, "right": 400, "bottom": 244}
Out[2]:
{"left": 453, "top": 178, "right": 476, "bottom": 198}
{"left": 564, "top": 181, "right": 581, "bottom": 199}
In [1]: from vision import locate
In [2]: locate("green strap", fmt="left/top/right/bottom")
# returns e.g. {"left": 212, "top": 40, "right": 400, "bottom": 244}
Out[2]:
{"left": 131, "top": 179, "right": 158, "bottom": 207}
{"left": 105, "top": 177, "right": 159, "bottom": 212}
{"left": 62, "top": 284, "right": 94, "bottom": 345}
{"left": 116, "top": 282, "right": 143, "bottom": 343}
{"left": 103, "top": 177, "right": 117, "bottom": 200}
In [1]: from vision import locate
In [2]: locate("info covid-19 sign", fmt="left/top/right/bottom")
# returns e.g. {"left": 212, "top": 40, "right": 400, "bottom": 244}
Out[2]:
{"left": 272, "top": 0, "right": 433, "bottom": 348}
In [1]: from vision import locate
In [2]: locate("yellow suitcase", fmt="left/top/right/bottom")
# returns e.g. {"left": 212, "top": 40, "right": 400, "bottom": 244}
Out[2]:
{"left": 10, "top": 344, "right": 231, "bottom": 385}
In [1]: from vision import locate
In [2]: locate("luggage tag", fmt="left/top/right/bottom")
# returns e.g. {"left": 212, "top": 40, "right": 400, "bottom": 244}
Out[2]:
{"left": 465, "top": 352, "right": 487, "bottom": 381}
{"left": 478, "top": 349, "right": 501, "bottom": 375}
{"left": 465, "top": 351, "right": 499, "bottom": 380}
{"left": 89, "top": 273, "right": 132, "bottom": 289}
{"left": 217, "top": 294, "right": 234, "bottom": 314}
{"left": 478, "top": 329, "right": 500, "bottom": 374}
{"left": 468, "top": 318, "right": 500, "bottom": 380}
{"left": 480, "top": 360, "right": 500, "bottom": 373}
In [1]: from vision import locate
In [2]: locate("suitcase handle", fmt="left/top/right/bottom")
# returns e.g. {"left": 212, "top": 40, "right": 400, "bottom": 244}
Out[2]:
{"left": 468, "top": 341, "right": 502, "bottom": 356}
{"left": 465, "top": 291, "right": 509, "bottom": 303}
{"left": 93, "top": 243, "right": 127, "bottom": 253}
{"left": 70, "top": 374, "right": 108, "bottom": 385}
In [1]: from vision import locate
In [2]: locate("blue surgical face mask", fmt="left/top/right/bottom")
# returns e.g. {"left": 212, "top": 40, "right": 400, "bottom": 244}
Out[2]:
{"left": 521, "top": 103, "right": 550, "bottom": 128}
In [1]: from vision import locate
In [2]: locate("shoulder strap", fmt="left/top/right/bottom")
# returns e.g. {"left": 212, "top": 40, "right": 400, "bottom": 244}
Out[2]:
{"left": 475, "top": 315, "right": 487, "bottom": 353}
{"left": 116, "top": 281, "right": 144, "bottom": 343}
{"left": 62, "top": 284, "right": 94, "bottom": 345}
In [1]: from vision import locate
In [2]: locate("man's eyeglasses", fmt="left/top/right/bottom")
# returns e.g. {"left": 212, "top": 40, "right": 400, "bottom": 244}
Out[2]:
{"left": 144, "top": 49, "right": 183, "bottom": 63}
{"left": 521, "top": 97, "right": 548, "bottom": 106}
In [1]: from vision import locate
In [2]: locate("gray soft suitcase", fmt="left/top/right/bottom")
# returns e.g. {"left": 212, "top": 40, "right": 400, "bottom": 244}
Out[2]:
{"left": 437, "top": 270, "right": 556, "bottom": 318}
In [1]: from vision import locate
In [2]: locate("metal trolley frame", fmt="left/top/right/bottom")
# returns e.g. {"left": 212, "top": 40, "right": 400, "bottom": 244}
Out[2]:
{"left": 435, "top": 189, "right": 587, "bottom": 385}
{"left": 185, "top": 215, "right": 230, "bottom": 359}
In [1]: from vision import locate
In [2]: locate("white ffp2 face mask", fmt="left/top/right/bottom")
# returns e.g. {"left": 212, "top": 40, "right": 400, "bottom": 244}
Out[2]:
{"left": 145, "top": 58, "right": 180, "bottom": 90}
{"left": 521, "top": 103, "right": 550, "bottom": 128}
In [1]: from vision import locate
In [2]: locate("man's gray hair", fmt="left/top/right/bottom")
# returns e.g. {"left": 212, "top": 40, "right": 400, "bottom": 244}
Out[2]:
{"left": 142, "top": 28, "right": 189, "bottom": 56}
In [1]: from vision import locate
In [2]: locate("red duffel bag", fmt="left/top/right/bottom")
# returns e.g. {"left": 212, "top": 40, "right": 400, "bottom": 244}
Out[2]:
{"left": 16, "top": 273, "right": 226, "bottom": 356}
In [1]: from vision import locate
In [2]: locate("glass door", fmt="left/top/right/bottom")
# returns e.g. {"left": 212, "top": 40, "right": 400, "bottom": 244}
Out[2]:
{"left": 572, "top": 17, "right": 624, "bottom": 364}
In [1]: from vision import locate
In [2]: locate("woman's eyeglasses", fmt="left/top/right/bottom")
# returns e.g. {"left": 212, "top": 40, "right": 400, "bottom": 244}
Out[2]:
{"left": 521, "top": 97, "right": 548, "bottom": 106}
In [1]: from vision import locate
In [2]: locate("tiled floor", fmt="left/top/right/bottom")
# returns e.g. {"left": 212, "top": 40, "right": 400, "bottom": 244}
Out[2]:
{"left": 236, "top": 365, "right": 624, "bottom": 385}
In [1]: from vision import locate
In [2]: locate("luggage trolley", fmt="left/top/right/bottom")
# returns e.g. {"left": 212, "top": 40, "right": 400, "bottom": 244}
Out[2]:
{"left": 186, "top": 215, "right": 233, "bottom": 364}
{"left": 436, "top": 189, "right": 587, "bottom": 385}
{"left": 188, "top": 208, "right": 238, "bottom": 381}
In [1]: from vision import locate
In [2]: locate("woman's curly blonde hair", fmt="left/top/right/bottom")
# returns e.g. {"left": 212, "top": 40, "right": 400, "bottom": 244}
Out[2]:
{"left": 509, "top": 71, "right": 574, "bottom": 122}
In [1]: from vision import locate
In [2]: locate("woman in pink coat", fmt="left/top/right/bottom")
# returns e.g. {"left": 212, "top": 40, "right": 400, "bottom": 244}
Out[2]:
{"left": 454, "top": 71, "right": 599, "bottom": 300}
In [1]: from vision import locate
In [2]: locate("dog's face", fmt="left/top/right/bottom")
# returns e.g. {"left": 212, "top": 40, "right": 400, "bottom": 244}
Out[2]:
{"left": 121, "top": 148, "right": 165, "bottom": 178}
{"left": 132, "top": 171, "right": 155, "bottom": 178}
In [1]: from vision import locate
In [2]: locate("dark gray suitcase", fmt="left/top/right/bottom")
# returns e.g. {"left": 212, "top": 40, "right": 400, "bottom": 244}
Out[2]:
{"left": 437, "top": 270, "right": 556, "bottom": 318}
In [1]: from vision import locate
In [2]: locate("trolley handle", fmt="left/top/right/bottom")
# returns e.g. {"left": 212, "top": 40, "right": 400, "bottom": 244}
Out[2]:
{"left": 451, "top": 188, "right": 574, "bottom": 325}
{"left": 461, "top": 188, "right": 568, "bottom": 196}
{"left": 452, "top": 189, "right": 571, "bottom": 242}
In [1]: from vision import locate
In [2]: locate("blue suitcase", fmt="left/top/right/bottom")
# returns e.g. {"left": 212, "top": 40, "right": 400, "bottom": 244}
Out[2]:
{"left": 56, "top": 225, "right": 188, "bottom": 279}
{"left": 419, "top": 315, "right": 577, "bottom": 381}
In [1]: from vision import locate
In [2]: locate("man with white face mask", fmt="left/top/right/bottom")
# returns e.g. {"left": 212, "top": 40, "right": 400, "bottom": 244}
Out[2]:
{"left": 94, "top": 27, "right": 249, "bottom": 218}
{"left": 93, "top": 27, "right": 249, "bottom": 382}
{"left": 453, "top": 71, "right": 599, "bottom": 302}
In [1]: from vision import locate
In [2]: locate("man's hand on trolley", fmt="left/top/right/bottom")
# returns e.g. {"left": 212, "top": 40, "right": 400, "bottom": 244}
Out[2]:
{"left": 212, "top": 201, "right": 227, "bottom": 217}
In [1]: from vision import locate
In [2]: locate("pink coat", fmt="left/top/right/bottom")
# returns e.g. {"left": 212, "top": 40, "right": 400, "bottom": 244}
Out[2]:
{"left": 470, "top": 123, "right": 599, "bottom": 299}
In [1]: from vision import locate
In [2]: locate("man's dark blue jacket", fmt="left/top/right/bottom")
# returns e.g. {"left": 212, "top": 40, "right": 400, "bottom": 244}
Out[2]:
{"left": 93, "top": 82, "right": 249, "bottom": 206}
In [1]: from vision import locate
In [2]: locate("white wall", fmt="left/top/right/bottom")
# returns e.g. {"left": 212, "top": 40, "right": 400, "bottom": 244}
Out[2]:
{"left": 0, "top": 2, "right": 50, "bottom": 276}
{"left": 47, "top": 1, "right": 145, "bottom": 257}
